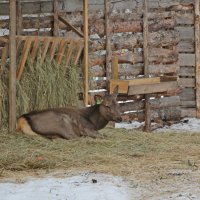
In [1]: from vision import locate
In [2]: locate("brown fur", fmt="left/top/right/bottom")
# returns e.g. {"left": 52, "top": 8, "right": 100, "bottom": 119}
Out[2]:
{"left": 16, "top": 87, "right": 122, "bottom": 140}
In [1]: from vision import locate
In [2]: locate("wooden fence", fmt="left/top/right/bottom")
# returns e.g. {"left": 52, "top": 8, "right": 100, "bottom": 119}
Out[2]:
{"left": 0, "top": 0, "right": 200, "bottom": 130}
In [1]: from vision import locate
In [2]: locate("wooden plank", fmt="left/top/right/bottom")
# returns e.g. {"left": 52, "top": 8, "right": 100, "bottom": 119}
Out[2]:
{"left": 181, "top": 108, "right": 196, "bottom": 118}
{"left": 56, "top": 39, "right": 66, "bottom": 66}
{"left": 179, "top": 66, "right": 195, "bottom": 77}
{"left": 30, "top": 37, "right": 40, "bottom": 64}
{"left": 179, "top": 77, "right": 195, "bottom": 87}
{"left": 110, "top": 80, "right": 129, "bottom": 94}
{"left": 128, "top": 81, "right": 179, "bottom": 95}
{"left": 181, "top": 101, "right": 196, "bottom": 108}
{"left": 177, "top": 40, "right": 194, "bottom": 53}
{"left": 58, "top": 15, "right": 84, "bottom": 38}
{"left": 195, "top": 0, "right": 200, "bottom": 118}
{"left": 53, "top": 0, "right": 59, "bottom": 37}
{"left": 9, "top": 0, "right": 17, "bottom": 132}
{"left": 179, "top": 53, "right": 195, "bottom": 66}
{"left": 65, "top": 40, "right": 74, "bottom": 66}
{"left": 83, "top": 0, "right": 89, "bottom": 105}
{"left": 105, "top": 0, "right": 112, "bottom": 81}
{"left": 175, "top": 27, "right": 194, "bottom": 40}
{"left": 0, "top": 42, "right": 9, "bottom": 74}
{"left": 74, "top": 40, "right": 84, "bottom": 65}
{"left": 17, "top": 38, "right": 32, "bottom": 80}
{"left": 179, "top": 88, "right": 195, "bottom": 101}
{"left": 40, "top": 38, "right": 51, "bottom": 65}
{"left": 111, "top": 57, "right": 118, "bottom": 80}
{"left": 16, "top": 1, "right": 22, "bottom": 35}
{"left": 49, "top": 38, "right": 60, "bottom": 61}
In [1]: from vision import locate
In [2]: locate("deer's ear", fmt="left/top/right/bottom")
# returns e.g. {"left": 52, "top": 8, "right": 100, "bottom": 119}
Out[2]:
{"left": 112, "top": 85, "right": 119, "bottom": 99}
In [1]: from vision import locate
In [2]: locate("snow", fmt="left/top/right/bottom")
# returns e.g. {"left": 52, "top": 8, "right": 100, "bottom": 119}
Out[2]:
{"left": 115, "top": 117, "right": 200, "bottom": 133}
{"left": 0, "top": 173, "right": 132, "bottom": 200}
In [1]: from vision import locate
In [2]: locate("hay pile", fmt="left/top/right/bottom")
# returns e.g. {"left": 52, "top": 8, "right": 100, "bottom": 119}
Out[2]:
{"left": 0, "top": 128, "right": 200, "bottom": 179}
{"left": 0, "top": 58, "right": 82, "bottom": 128}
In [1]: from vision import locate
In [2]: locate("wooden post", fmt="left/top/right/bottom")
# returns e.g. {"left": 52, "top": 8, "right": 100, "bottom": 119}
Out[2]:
{"left": 143, "top": 0, "right": 151, "bottom": 132}
{"left": 53, "top": 0, "right": 59, "bottom": 36}
{"left": 16, "top": 0, "right": 22, "bottom": 35}
{"left": 9, "top": 0, "right": 17, "bottom": 132}
{"left": 195, "top": 0, "right": 200, "bottom": 118}
{"left": 111, "top": 57, "right": 118, "bottom": 80}
{"left": 105, "top": 0, "right": 112, "bottom": 82}
{"left": 83, "top": 0, "right": 89, "bottom": 105}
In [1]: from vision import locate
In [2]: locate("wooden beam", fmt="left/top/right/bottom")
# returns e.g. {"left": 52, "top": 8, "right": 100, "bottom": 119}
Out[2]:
{"left": 16, "top": 0, "right": 22, "bottom": 35}
{"left": 195, "top": 0, "right": 200, "bottom": 118}
{"left": 83, "top": 0, "right": 89, "bottom": 105}
{"left": 58, "top": 15, "right": 84, "bottom": 38}
{"left": 143, "top": 0, "right": 151, "bottom": 132}
{"left": 53, "top": 0, "right": 59, "bottom": 36}
{"left": 111, "top": 57, "right": 118, "bottom": 80}
{"left": 105, "top": 0, "right": 112, "bottom": 81}
{"left": 9, "top": 0, "right": 17, "bottom": 132}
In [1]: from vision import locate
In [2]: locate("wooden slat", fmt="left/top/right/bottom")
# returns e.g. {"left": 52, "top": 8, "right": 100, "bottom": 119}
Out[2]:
{"left": 0, "top": 42, "right": 9, "bottom": 73}
{"left": 49, "top": 38, "right": 60, "bottom": 61}
{"left": 110, "top": 80, "right": 129, "bottom": 94}
{"left": 30, "top": 37, "right": 40, "bottom": 64}
{"left": 179, "top": 78, "right": 195, "bottom": 87}
{"left": 181, "top": 108, "right": 196, "bottom": 118}
{"left": 65, "top": 40, "right": 74, "bottom": 66}
{"left": 58, "top": 15, "right": 84, "bottom": 38}
{"left": 40, "top": 38, "right": 51, "bottom": 65}
{"left": 128, "top": 81, "right": 179, "bottom": 95}
{"left": 111, "top": 57, "right": 118, "bottom": 80}
{"left": 175, "top": 27, "right": 194, "bottom": 40}
{"left": 17, "top": 38, "right": 32, "bottom": 80}
{"left": 179, "top": 88, "right": 195, "bottom": 101}
{"left": 74, "top": 40, "right": 84, "bottom": 65}
{"left": 53, "top": 0, "right": 59, "bottom": 37}
{"left": 195, "top": 0, "right": 200, "bottom": 117}
{"left": 16, "top": 1, "right": 22, "bottom": 35}
{"left": 56, "top": 39, "right": 66, "bottom": 65}
{"left": 179, "top": 53, "right": 195, "bottom": 66}
{"left": 179, "top": 66, "right": 195, "bottom": 77}
{"left": 83, "top": 0, "right": 89, "bottom": 105}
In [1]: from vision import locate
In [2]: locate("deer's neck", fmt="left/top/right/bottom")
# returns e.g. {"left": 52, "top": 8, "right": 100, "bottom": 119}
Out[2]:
{"left": 82, "top": 105, "right": 108, "bottom": 130}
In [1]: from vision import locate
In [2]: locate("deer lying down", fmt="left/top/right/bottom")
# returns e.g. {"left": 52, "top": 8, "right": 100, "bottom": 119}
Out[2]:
{"left": 16, "top": 87, "right": 122, "bottom": 139}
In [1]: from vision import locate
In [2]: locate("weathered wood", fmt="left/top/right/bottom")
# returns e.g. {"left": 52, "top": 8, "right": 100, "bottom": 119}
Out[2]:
{"left": 179, "top": 88, "right": 195, "bottom": 101}
{"left": 120, "top": 96, "right": 180, "bottom": 113}
{"left": 179, "top": 66, "right": 195, "bottom": 76}
{"left": 56, "top": 39, "right": 66, "bottom": 65}
{"left": 177, "top": 40, "right": 194, "bottom": 53}
{"left": 0, "top": 42, "right": 9, "bottom": 74}
{"left": 90, "top": 63, "right": 178, "bottom": 77}
{"left": 105, "top": 0, "right": 111, "bottom": 81}
{"left": 83, "top": 0, "right": 89, "bottom": 105}
{"left": 40, "top": 38, "right": 51, "bottom": 65}
{"left": 111, "top": 57, "right": 118, "bottom": 80}
{"left": 195, "top": 0, "right": 200, "bottom": 118}
{"left": 181, "top": 108, "right": 196, "bottom": 118}
{"left": 17, "top": 38, "right": 32, "bottom": 80}
{"left": 49, "top": 38, "right": 60, "bottom": 61}
{"left": 89, "top": 49, "right": 177, "bottom": 67}
{"left": 175, "top": 27, "right": 194, "bottom": 40}
{"left": 53, "top": 0, "right": 59, "bottom": 36}
{"left": 9, "top": 0, "right": 17, "bottom": 132}
{"left": 179, "top": 78, "right": 195, "bottom": 87}
{"left": 30, "top": 37, "right": 40, "bottom": 64}
{"left": 65, "top": 40, "right": 74, "bottom": 66}
{"left": 181, "top": 101, "right": 196, "bottom": 108}
{"left": 58, "top": 15, "right": 84, "bottom": 38}
{"left": 89, "top": 18, "right": 176, "bottom": 36}
{"left": 90, "top": 30, "right": 179, "bottom": 52}
{"left": 74, "top": 40, "right": 84, "bottom": 65}
{"left": 179, "top": 53, "right": 195, "bottom": 67}
{"left": 16, "top": 1, "right": 22, "bottom": 35}
{"left": 121, "top": 107, "right": 181, "bottom": 122}
{"left": 128, "top": 81, "right": 179, "bottom": 95}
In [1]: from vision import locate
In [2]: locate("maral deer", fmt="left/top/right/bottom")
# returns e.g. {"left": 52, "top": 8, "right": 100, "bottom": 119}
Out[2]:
{"left": 16, "top": 86, "right": 122, "bottom": 139}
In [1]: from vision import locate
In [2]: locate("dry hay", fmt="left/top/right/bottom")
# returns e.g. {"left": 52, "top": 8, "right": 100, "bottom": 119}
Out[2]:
{"left": 0, "top": 57, "right": 82, "bottom": 129}
{"left": 0, "top": 127, "right": 200, "bottom": 180}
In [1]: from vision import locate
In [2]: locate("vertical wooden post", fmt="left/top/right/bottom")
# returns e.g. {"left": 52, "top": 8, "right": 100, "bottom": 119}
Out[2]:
{"left": 105, "top": 0, "right": 112, "bottom": 82}
{"left": 143, "top": 0, "right": 151, "bottom": 132}
{"left": 16, "top": 0, "right": 22, "bottom": 35}
{"left": 9, "top": 0, "right": 17, "bottom": 132}
{"left": 83, "top": 0, "right": 89, "bottom": 105}
{"left": 53, "top": 0, "right": 59, "bottom": 36}
{"left": 195, "top": 0, "right": 200, "bottom": 118}
{"left": 111, "top": 57, "right": 118, "bottom": 80}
